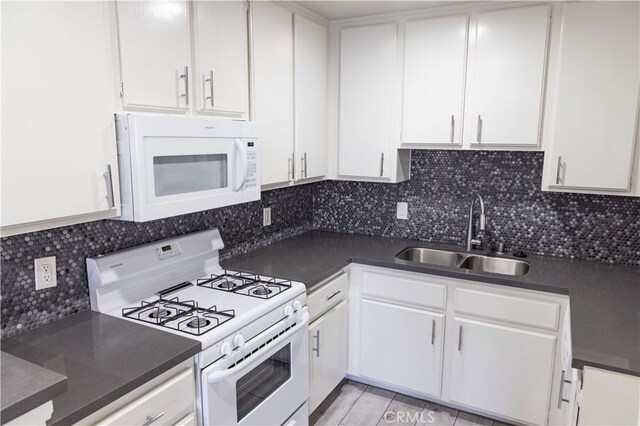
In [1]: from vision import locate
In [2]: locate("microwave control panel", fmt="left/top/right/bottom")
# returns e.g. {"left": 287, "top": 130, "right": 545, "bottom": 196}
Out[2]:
{"left": 244, "top": 140, "right": 258, "bottom": 190}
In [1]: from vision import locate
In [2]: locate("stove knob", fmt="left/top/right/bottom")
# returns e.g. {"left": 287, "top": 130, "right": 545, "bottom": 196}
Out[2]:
{"left": 284, "top": 305, "right": 294, "bottom": 318}
{"left": 233, "top": 333, "right": 246, "bottom": 350}
{"left": 220, "top": 341, "right": 233, "bottom": 356}
{"left": 293, "top": 300, "right": 302, "bottom": 311}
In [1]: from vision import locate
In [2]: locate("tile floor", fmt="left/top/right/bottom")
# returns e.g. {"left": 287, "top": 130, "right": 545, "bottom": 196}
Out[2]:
{"left": 310, "top": 380, "right": 514, "bottom": 426}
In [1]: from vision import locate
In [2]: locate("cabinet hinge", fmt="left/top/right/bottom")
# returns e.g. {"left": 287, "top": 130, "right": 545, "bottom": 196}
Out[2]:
{"left": 119, "top": 81, "right": 124, "bottom": 98}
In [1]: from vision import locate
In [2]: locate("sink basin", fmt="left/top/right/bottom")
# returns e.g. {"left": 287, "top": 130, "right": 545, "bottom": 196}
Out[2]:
{"left": 395, "top": 247, "right": 464, "bottom": 267}
{"left": 459, "top": 255, "right": 530, "bottom": 276}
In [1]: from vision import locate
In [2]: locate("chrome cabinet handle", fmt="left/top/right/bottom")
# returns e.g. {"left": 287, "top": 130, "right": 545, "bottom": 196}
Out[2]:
{"left": 557, "top": 370, "right": 572, "bottom": 408}
{"left": 312, "top": 330, "right": 320, "bottom": 357}
{"left": 476, "top": 115, "right": 482, "bottom": 142}
{"left": 431, "top": 319, "right": 436, "bottom": 345}
{"left": 288, "top": 157, "right": 293, "bottom": 180}
{"left": 326, "top": 290, "right": 341, "bottom": 301}
{"left": 379, "top": 152, "right": 384, "bottom": 176}
{"left": 204, "top": 70, "right": 214, "bottom": 107}
{"left": 458, "top": 325, "right": 463, "bottom": 351}
{"left": 142, "top": 412, "right": 164, "bottom": 426}
{"left": 180, "top": 66, "right": 189, "bottom": 106}
{"left": 103, "top": 164, "right": 115, "bottom": 209}
{"left": 291, "top": 152, "right": 295, "bottom": 180}
{"left": 450, "top": 115, "right": 455, "bottom": 143}
{"left": 300, "top": 154, "right": 307, "bottom": 179}
{"left": 556, "top": 156, "right": 562, "bottom": 185}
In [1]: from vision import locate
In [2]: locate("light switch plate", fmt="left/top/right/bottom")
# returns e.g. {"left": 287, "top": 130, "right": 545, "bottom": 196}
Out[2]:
{"left": 397, "top": 202, "right": 408, "bottom": 220}
{"left": 263, "top": 207, "right": 272, "bottom": 226}
{"left": 35, "top": 256, "right": 57, "bottom": 290}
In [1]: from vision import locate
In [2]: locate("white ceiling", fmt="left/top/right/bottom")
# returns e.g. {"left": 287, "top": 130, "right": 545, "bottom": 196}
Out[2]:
{"left": 293, "top": 1, "right": 476, "bottom": 20}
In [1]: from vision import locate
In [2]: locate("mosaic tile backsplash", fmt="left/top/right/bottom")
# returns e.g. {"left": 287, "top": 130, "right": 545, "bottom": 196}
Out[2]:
{"left": 1, "top": 184, "right": 314, "bottom": 338}
{"left": 2, "top": 150, "right": 639, "bottom": 338}
{"left": 313, "top": 150, "right": 640, "bottom": 266}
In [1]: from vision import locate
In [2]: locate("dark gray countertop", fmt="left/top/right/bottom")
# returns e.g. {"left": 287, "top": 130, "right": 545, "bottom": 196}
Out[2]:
{"left": 223, "top": 230, "right": 640, "bottom": 377}
{"left": 1, "top": 352, "right": 67, "bottom": 423}
{"left": 1, "top": 311, "right": 201, "bottom": 426}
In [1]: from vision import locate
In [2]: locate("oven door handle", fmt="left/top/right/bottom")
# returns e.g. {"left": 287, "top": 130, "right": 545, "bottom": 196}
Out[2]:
{"left": 207, "top": 312, "right": 309, "bottom": 385}
{"left": 234, "top": 138, "right": 249, "bottom": 191}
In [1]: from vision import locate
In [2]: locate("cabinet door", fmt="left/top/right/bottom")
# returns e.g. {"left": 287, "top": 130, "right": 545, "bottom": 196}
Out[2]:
{"left": 1, "top": 1, "right": 119, "bottom": 229}
{"left": 339, "top": 24, "right": 396, "bottom": 178}
{"left": 360, "top": 299, "right": 444, "bottom": 398}
{"left": 116, "top": 0, "right": 191, "bottom": 111}
{"left": 402, "top": 15, "right": 468, "bottom": 145}
{"left": 193, "top": 1, "right": 249, "bottom": 118}
{"left": 578, "top": 367, "right": 640, "bottom": 426}
{"left": 546, "top": 2, "right": 639, "bottom": 191}
{"left": 469, "top": 5, "right": 549, "bottom": 146}
{"left": 252, "top": 1, "right": 294, "bottom": 186}
{"left": 294, "top": 15, "right": 327, "bottom": 181}
{"left": 450, "top": 318, "right": 556, "bottom": 425}
{"left": 309, "top": 300, "right": 348, "bottom": 413}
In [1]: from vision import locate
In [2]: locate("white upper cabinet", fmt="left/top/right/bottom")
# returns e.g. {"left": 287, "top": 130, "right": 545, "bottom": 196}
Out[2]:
{"left": 1, "top": 1, "right": 120, "bottom": 235}
{"left": 294, "top": 14, "right": 327, "bottom": 181}
{"left": 339, "top": 23, "right": 397, "bottom": 178}
{"left": 252, "top": 1, "right": 295, "bottom": 186}
{"left": 116, "top": 1, "right": 192, "bottom": 111}
{"left": 467, "top": 5, "right": 550, "bottom": 147}
{"left": 543, "top": 1, "right": 639, "bottom": 193}
{"left": 401, "top": 15, "right": 468, "bottom": 146}
{"left": 193, "top": 1, "right": 249, "bottom": 118}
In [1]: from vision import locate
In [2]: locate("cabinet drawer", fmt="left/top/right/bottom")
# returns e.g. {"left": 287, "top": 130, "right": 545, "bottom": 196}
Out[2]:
{"left": 308, "top": 273, "right": 347, "bottom": 322}
{"left": 362, "top": 271, "right": 446, "bottom": 310}
{"left": 454, "top": 288, "right": 560, "bottom": 330}
{"left": 97, "top": 368, "right": 194, "bottom": 426}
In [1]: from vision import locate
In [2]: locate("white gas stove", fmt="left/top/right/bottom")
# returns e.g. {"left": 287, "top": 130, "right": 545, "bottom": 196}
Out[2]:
{"left": 87, "top": 229, "right": 310, "bottom": 426}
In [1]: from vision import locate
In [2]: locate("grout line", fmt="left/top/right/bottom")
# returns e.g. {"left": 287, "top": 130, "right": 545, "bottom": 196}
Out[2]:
{"left": 336, "top": 382, "right": 369, "bottom": 425}
{"left": 373, "top": 389, "right": 397, "bottom": 426}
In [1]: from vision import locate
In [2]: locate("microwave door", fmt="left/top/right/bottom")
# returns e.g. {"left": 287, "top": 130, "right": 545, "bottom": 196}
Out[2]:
{"left": 138, "top": 136, "right": 242, "bottom": 221}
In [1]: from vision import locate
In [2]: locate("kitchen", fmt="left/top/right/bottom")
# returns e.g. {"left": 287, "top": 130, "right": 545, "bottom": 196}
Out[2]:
{"left": 0, "top": 1, "right": 638, "bottom": 426}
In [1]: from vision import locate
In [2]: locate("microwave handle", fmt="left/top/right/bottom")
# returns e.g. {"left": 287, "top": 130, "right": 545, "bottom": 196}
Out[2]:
{"left": 207, "top": 312, "right": 309, "bottom": 385}
{"left": 234, "top": 139, "right": 249, "bottom": 191}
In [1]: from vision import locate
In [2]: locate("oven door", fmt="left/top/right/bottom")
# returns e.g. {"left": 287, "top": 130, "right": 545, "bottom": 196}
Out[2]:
{"left": 201, "top": 316, "right": 309, "bottom": 426}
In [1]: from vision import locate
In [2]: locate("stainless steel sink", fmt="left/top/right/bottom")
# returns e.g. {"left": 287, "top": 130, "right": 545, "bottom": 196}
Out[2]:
{"left": 395, "top": 247, "right": 464, "bottom": 267}
{"left": 459, "top": 255, "right": 530, "bottom": 276}
{"left": 395, "top": 247, "right": 530, "bottom": 276}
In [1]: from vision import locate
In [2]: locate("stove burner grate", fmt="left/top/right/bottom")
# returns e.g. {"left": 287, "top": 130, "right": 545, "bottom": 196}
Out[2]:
{"left": 121, "top": 298, "right": 235, "bottom": 336}
{"left": 197, "top": 270, "right": 293, "bottom": 299}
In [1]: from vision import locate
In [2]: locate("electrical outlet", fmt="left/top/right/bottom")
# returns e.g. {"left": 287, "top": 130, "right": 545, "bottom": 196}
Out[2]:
{"left": 263, "top": 207, "right": 272, "bottom": 226}
{"left": 397, "top": 202, "right": 409, "bottom": 220}
{"left": 35, "top": 256, "right": 57, "bottom": 290}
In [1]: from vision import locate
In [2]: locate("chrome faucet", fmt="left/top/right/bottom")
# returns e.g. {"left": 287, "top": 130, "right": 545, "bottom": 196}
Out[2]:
{"left": 465, "top": 194, "right": 486, "bottom": 251}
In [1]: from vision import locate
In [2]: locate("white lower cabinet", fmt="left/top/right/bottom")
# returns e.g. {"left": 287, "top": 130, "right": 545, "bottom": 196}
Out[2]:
{"left": 74, "top": 360, "right": 195, "bottom": 426}
{"left": 576, "top": 367, "right": 640, "bottom": 426}
{"left": 308, "top": 272, "right": 349, "bottom": 413}
{"left": 309, "top": 300, "right": 348, "bottom": 413}
{"left": 449, "top": 318, "right": 556, "bottom": 425}
{"left": 360, "top": 299, "right": 444, "bottom": 397}
{"left": 349, "top": 266, "right": 569, "bottom": 426}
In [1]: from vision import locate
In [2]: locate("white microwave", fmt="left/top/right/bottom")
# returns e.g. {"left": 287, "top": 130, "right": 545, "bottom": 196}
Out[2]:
{"left": 114, "top": 113, "right": 260, "bottom": 222}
